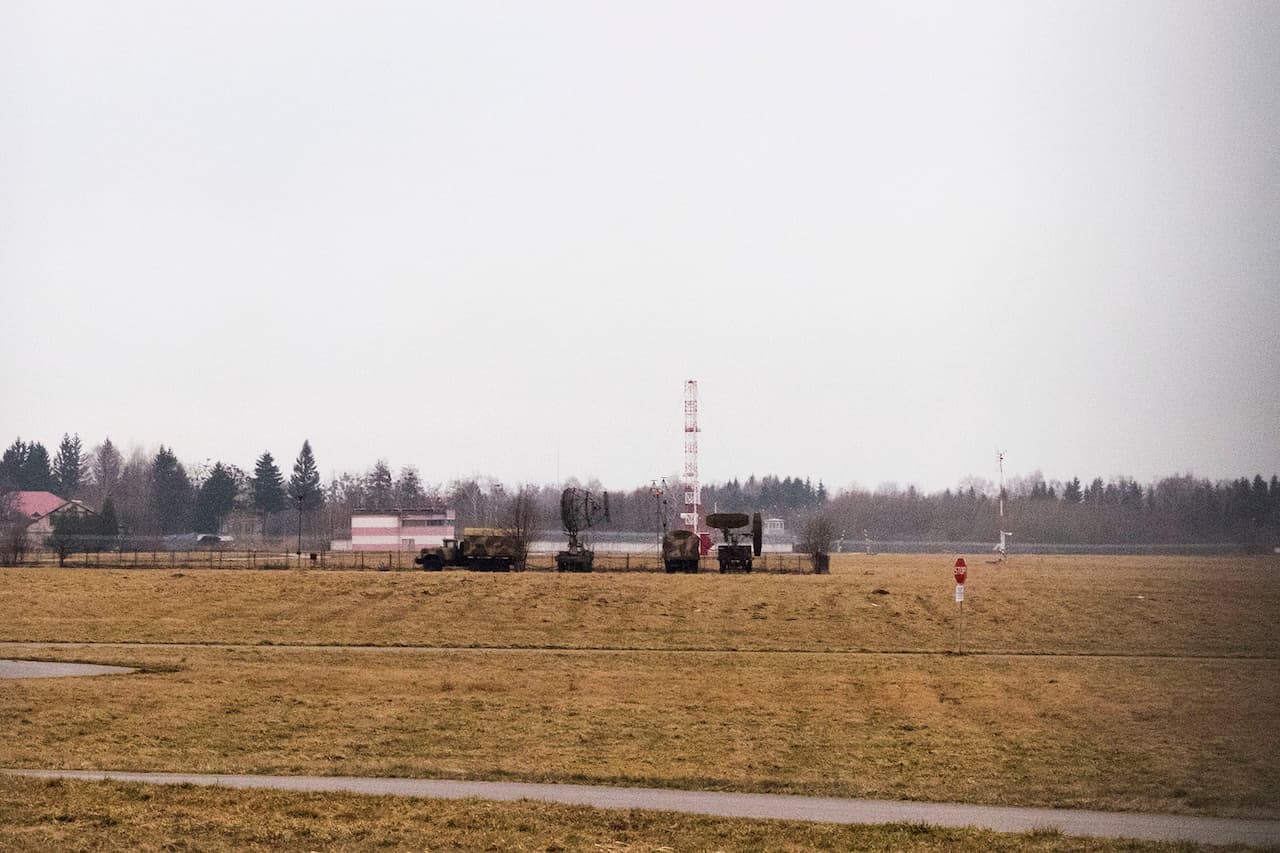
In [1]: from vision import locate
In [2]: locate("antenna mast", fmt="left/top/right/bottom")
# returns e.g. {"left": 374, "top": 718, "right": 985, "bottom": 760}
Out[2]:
{"left": 997, "top": 450, "right": 1005, "bottom": 521}
{"left": 681, "top": 380, "right": 700, "bottom": 534}
{"left": 995, "top": 449, "right": 1011, "bottom": 559}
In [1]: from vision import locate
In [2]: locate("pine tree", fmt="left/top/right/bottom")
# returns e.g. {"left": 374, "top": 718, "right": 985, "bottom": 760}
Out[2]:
{"left": 93, "top": 438, "right": 123, "bottom": 500}
{"left": 394, "top": 465, "right": 426, "bottom": 508}
{"left": 1062, "top": 477, "right": 1083, "bottom": 504}
{"left": 98, "top": 497, "right": 119, "bottom": 546}
{"left": 21, "top": 442, "right": 55, "bottom": 492}
{"left": 53, "top": 433, "right": 86, "bottom": 498}
{"left": 194, "top": 462, "right": 238, "bottom": 533}
{"left": 289, "top": 440, "right": 322, "bottom": 511}
{"left": 0, "top": 439, "right": 27, "bottom": 492}
{"left": 365, "top": 460, "right": 394, "bottom": 509}
{"left": 149, "top": 446, "right": 192, "bottom": 534}
{"left": 47, "top": 511, "right": 92, "bottom": 566}
{"left": 252, "top": 451, "right": 287, "bottom": 535}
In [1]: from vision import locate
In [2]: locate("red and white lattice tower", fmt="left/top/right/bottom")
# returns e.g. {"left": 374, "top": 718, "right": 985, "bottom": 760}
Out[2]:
{"left": 680, "top": 379, "right": 700, "bottom": 533}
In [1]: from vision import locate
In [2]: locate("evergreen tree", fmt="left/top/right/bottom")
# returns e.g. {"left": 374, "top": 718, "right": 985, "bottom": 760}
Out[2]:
{"left": 47, "top": 511, "right": 93, "bottom": 566}
{"left": 365, "top": 460, "right": 394, "bottom": 509}
{"left": 0, "top": 439, "right": 27, "bottom": 492}
{"left": 98, "top": 497, "right": 119, "bottom": 547}
{"left": 289, "top": 440, "right": 322, "bottom": 511}
{"left": 393, "top": 465, "right": 426, "bottom": 507}
{"left": 251, "top": 451, "right": 287, "bottom": 533}
{"left": 21, "top": 442, "right": 54, "bottom": 492}
{"left": 92, "top": 438, "right": 123, "bottom": 499}
{"left": 53, "top": 433, "right": 86, "bottom": 498}
{"left": 1062, "top": 477, "right": 1083, "bottom": 504}
{"left": 149, "top": 446, "right": 192, "bottom": 534}
{"left": 194, "top": 462, "right": 238, "bottom": 533}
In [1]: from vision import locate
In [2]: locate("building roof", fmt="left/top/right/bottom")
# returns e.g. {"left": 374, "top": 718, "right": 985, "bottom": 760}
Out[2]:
{"left": 352, "top": 504, "right": 452, "bottom": 516}
{"left": 5, "top": 490, "right": 69, "bottom": 519}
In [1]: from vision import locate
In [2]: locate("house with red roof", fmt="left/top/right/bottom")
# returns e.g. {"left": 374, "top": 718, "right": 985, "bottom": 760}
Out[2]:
{"left": 1, "top": 490, "right": 97, "bottom": 547}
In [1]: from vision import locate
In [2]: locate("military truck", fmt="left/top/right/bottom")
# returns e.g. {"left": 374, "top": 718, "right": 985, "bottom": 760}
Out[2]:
{"left": 661, "top": 529, "right": 701, "bottom": 573}
{"left": 707, "top": 512, "right": 763, "bottom": 573}
{"left": 415, "top": 527, "right": 522, "bottom": 572}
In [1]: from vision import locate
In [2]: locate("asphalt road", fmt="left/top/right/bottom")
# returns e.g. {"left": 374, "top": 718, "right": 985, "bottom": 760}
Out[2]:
{"left": 0, "top": 659, "right": 136, "bottom": 679}
{"left": 7, "top": 769, "right": 1279, "bottom": 847}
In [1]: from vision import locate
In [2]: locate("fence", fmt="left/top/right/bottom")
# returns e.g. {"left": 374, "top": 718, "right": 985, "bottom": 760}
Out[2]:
{"left": 7, "top": 548, "right": 819, "bottom": 574}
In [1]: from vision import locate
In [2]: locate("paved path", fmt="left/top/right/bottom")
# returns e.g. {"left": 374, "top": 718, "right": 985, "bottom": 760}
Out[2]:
{"left": 0, "top": 660, "right": 136, "bottom": 679}
{"left": 0, "top": 641, "right": 1271, "bottom": 662}
{"left": 7, "top": 769, "right": 1279, "bottom": 846}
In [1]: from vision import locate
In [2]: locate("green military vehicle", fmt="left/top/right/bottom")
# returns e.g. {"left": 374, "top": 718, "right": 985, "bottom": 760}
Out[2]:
{"left": 661, "top": 529, "right": 702, "bottom": 573}
{"left": 415, "top": 527, "right": 522, "bottom": 572}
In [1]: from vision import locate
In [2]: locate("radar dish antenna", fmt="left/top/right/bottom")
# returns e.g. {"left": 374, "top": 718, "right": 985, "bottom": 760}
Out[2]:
{"left": 556, "top": 487, "right": 610, "bottom": 572}
{"left": 706, "top": 511, "right": 764, "bottom": 558}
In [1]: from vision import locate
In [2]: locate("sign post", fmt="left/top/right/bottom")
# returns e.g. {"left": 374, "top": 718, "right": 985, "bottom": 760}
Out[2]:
{"left": 953, "top": 557, "right": 968, "bottom": 653}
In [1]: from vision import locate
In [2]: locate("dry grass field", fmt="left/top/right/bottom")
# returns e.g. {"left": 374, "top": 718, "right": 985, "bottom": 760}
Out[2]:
{"left": 1, "top": 554, "right": 1278, "bottom": 848}
{"left": 2, "top": 643, "right": 1275, "bottom": 817}
{"left": 0, "top": 776, "right": 1241, "bottom": 853}
{"left": 2, "top": 554, "right": 1277, "bottom": 655}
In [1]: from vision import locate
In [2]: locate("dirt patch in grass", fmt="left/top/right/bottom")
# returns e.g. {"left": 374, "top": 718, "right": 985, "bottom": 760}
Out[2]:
{"left": 0, "top": 775, "right": 1255, "bottom": 852}
{"left": 2, "top": 555, "right": 1277, "bottom": 656}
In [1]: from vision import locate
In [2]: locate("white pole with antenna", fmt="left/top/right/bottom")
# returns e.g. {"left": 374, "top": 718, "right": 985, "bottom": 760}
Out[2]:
{"left": 995, "top": 450, "right": 1011, "bottom": 560}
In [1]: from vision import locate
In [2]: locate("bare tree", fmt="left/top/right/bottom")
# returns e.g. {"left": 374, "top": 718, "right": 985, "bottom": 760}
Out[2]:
{"left": 799, "top": 513, "right": 836, "bottom": 572}
{"left": 507, "top": 484, "right": 540, "bottom": 571}
{"left": 0, "top": 492, "right": 28, "bottom": 566}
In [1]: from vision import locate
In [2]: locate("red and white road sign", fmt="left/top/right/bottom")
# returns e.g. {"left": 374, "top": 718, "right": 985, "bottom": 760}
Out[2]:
{"left": 953, "top": 557, "right": 967, "bottom": 584}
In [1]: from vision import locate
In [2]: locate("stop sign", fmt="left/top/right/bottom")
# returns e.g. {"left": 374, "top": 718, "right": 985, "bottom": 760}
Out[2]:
{"left": 953, "top": 557, "right": 967, "bottom": 584}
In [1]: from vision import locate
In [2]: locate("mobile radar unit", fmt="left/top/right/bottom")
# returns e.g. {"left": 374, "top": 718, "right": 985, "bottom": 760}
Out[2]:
{"left": 556, "top": 487, "right": 609, "bottom": 572}
{"left": 706, "top": 512, "right": 764, "bottom": 573}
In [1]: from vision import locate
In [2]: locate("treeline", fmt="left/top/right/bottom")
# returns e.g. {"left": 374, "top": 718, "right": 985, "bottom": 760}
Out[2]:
{"left": 3, "top": 434, "right": 1278, "bottom": 548}
{"left": 0, "top": 436, "right": 323, "bottom": 540}
{"left": 822, "top": 473, "right": 1280, "bottom": 550}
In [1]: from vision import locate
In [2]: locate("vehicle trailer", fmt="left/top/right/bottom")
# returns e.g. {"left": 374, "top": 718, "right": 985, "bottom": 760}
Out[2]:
{"left": 415, "top": 527, "right": 521, "bottom": 572}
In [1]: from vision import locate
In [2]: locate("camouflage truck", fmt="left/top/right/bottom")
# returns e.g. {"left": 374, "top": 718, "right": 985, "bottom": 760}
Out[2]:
{"left": 661, "top": 529, "right": 701, "bottom": 573}
{"left": 414, "top": 527, "right": 522, "bottom": 572}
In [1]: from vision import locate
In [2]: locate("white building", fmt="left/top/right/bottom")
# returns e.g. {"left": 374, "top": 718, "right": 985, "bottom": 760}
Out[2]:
{"left": 350, "top": 505, "right": 455, "bottom": 551}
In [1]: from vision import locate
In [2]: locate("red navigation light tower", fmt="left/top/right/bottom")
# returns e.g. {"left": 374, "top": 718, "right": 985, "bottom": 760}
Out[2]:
{"left": 680, "top": 380, "right": 700, "bottom": 535}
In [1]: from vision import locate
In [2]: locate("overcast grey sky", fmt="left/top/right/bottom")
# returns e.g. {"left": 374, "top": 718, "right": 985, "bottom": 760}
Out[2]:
{"left": 2, "top": 1, "right": 1277, "bottom": 492}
